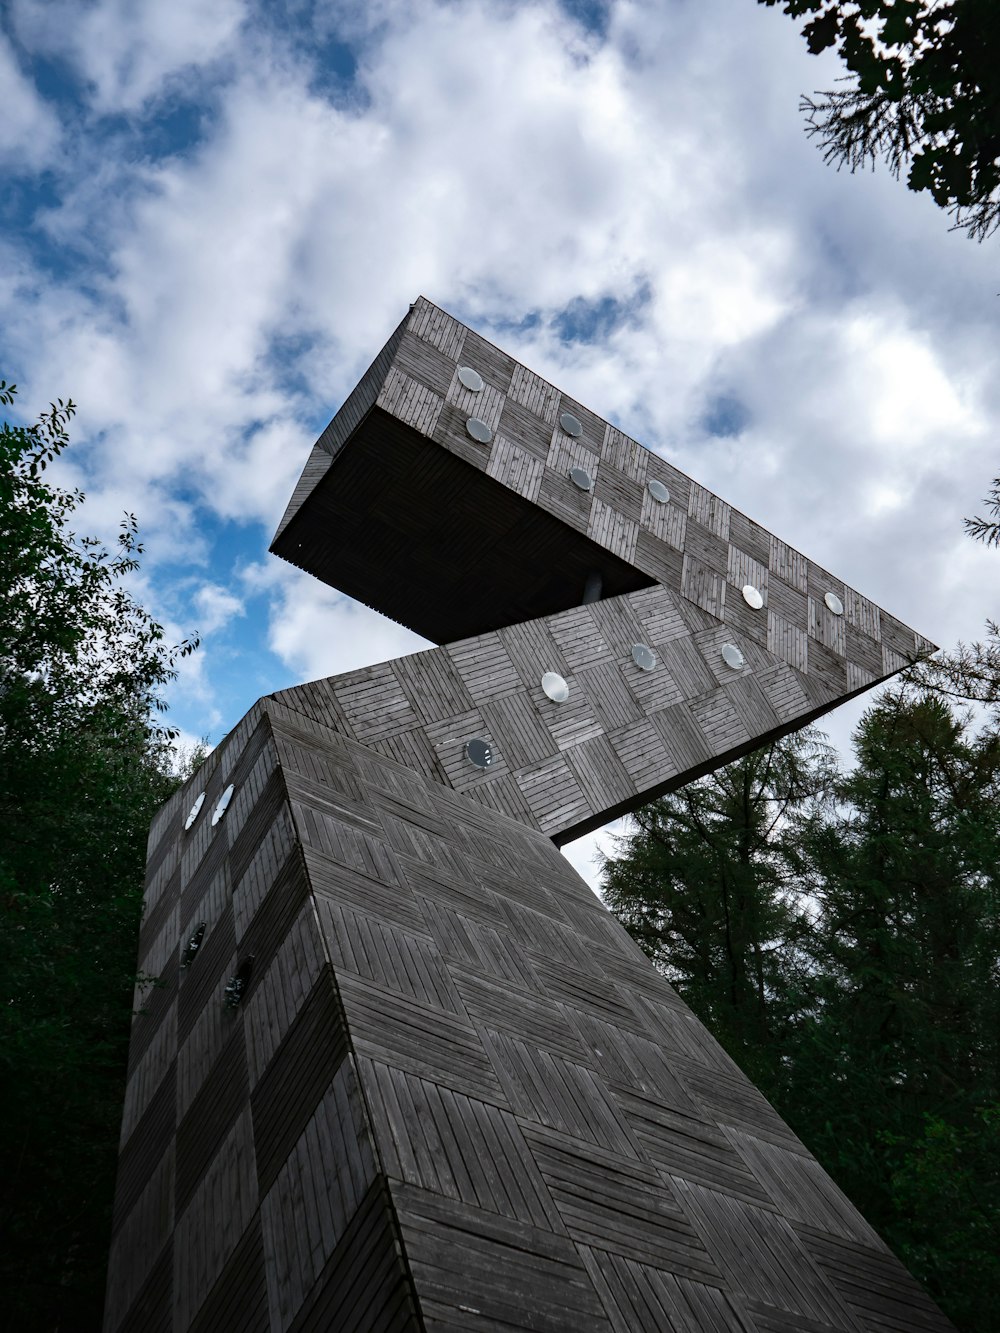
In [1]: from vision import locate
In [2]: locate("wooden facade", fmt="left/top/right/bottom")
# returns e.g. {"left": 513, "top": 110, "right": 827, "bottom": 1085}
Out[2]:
{"left": 105, "top": 300, "right": 952, "bottom": 1331}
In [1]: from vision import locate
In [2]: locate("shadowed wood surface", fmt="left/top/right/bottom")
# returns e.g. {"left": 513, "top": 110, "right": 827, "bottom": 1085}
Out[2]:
{"left": 104, "top": 703, "right": 955, "bottom": 1332}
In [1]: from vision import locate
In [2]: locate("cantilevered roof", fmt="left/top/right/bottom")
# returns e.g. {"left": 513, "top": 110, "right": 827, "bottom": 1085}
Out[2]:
{"left": 272, "top": 296, "right": 933, "bottom": 683}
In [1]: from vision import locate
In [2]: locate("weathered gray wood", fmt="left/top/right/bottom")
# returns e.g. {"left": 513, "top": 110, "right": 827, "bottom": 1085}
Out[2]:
{"left": 107, "top": 299, "right": 950, "bottom": 1333}
{"left": 106, "top": 701, "right": 956, "bottom": 1332}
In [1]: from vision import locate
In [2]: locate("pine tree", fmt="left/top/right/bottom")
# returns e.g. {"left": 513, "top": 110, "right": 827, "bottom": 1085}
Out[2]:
{"left": 790, "top": 690, "right": 1000, "bottom": 1327}
{"left": 601, "top": 729, "right": 834, "bottom": 1090}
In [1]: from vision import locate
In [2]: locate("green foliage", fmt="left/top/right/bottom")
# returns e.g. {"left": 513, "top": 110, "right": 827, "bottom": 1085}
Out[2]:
{"left": 882, "top": 1109, "right": 1000, "bottom": 1330}
{"left": 0, "top": 385, "right": 197, "bottom": 1331}
{"left": 759, "top": 1, "right": 1000, "bottom": 239}
{"left": 602, "top": 730, "right": 835, "bottom": 1088}
{"left": 602, "top": 688, "right": 1000, "bottom": 1331}
{"left": 787, "top": 694, "right": 1000, "bottom": 1269}
{"left": 909, "top": 484, "right": 1000, "bottom": 709}
{"left": 909, "top": 621, "right": 1000, "bottom": 739}
{"left": 963, "top": 477, "right": 1000, "bottom": 550}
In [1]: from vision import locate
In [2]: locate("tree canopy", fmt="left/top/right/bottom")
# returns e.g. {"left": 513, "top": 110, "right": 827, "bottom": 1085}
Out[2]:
{"left": 0, "top": 384, "right": 196, "bottom": 1331}
{"left": 603, "top": 728, "right": 835, "bottom": 1085}
{"left": 602, "top": 689, "right": 1000, "bottom": 1331}
{"left": 760, "top": 0, "right": 1000, "bottom": 240}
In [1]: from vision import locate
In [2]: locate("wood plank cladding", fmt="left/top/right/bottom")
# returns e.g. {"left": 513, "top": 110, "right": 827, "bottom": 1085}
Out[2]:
{"left": 109, "top": 699, "right": 955, "bottom": 1332}
{"left": 251, "top": 968, "right": 350, "bottom": 1194}
{"left": 265, "top": 281, "right": 931, "bottom": 834}
{"left": 271, "top": 296, "right": 932, "bottom": 677}
{"left": 272, "top": 575, "right": 900, "bottom": 845}
{"left": 109, "top": 297, "right": 947, "bottom": 1333}
{"left": 272, "top": 405, "right": 654, "bottom": 645}
{"left": 187, "top": 1219, "right": 269, "bottom": 1333}
{"left": 286, "top": 1178, "right": 420, "bottom": 1333}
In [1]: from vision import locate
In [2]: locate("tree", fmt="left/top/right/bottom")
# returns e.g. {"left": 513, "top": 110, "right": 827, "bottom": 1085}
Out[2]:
{"left": 759, "top": 1, "right": 1000, "bottom": 240}
{"left": 0, "top": 383, "right": 197, "bottom": 1331}
{"left": 601, "top": 688, "right": 1000, "bottom": 1329}
{"left": 904, "top": 431, "right": 1000, "bottom": 711}
{"left": 908, "top": 472, "right": 1000, "bottom": 704}
{"left": 789, "top": 689, "right": 1000, "bottom": 1328}
{"left": 909, "top": 622, "right": 1000, "bottom": 710}
{"left": 882, "top": 1109, "right": 1000, "bottom": 1331}
{"left": 601, "top": 729, "right": 835, "bottom": 1089}
{"left": 963, "top": 476, "right": 1000, "bottom": 550}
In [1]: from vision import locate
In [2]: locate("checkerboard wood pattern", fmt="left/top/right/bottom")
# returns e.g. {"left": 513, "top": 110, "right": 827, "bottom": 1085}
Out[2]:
{"left": 105, "top": 301, "right": 949, "bottom": 1331}
{"left": 273, "top": 297, "right": 933, "bottom": 681}
{"left": 270, "top": 575, "right": 907, "bottom": 844}
{"left": 105, "top": 703, "right": 953, "bottom": 1331}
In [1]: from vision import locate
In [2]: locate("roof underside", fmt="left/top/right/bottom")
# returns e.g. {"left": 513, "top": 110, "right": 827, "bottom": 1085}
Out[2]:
{"left": 271, "top": 406, "right": 654, "bottom": 644}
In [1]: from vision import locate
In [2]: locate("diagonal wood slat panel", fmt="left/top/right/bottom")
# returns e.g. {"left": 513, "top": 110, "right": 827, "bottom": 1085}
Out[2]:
{"left": 106, "top": 690, "right": 956, "bottom": 1333}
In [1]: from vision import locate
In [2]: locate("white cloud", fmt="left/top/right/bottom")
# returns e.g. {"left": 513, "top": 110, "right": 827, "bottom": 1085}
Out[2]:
{"left": 192, "top": 582, "right": 245, "bottom": 634}
{"left": 561, "top": 821, "right": 624, "bottom": 897}
{"left": 260, "top": 563, "right": 429, "bottom": 683}
{"left": 10, "top": 0, "right": 246, "bottom": 112}
{"left": 0, "top": 33, "right": 60, "bottom": 167}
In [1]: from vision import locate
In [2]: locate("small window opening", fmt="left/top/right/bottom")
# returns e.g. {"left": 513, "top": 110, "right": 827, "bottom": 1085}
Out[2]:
{"left": 224, "top": 956, "right": 255, "bottom": 1009}
{"left": 181, "top": 923, "right": 206, "bottom": 968}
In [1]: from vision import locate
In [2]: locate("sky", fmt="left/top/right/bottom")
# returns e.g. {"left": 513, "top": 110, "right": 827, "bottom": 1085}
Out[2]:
{"left": 3, "top": 0, "right": 999, "bottom": 887}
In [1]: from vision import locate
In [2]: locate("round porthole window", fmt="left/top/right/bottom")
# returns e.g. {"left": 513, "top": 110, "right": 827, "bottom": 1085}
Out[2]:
{"left": 824, "top": 591, "right": 844, "bottom": 616}
{"left": 211, "top": 784, "right": 234, "bottom": 826}
{"left": 465, "top": 738, "right": 493, "bottom": 768}
{"left": 721, "top": 643, "right": 744, "bottom": 670}
{"left": 541, "top": 671, "right": 569, "bottom": 702}
{"left": 742, "top": 585, "right": 763, "bottom": 610}
{"left": 632, "top": 643, "right": 657, "bottom": 671}
{"left": 457, "top": 366, "right": 485, "bottom": 392}
{"left": 466, "top": 417, "right": 492, "bottom": 444}
{"left": 647, "top": 479, "right": 670, "bottom": 504}
{"left": 184, "top": 791, "right": 206, "bottom": 831}
{"left": 559, "top": 411, "right": 583, "bottom": 437}
{"left": 569, "top": 466, "right": 593, "bottom": 492}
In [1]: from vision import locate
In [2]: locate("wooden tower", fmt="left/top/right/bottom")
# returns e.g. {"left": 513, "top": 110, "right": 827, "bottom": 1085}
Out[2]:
{"left": 104, "top": 299, "right": 955, "bottom": 1332}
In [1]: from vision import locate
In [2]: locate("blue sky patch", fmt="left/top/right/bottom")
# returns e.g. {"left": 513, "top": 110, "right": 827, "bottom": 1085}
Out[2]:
{"left": 701, "top": 392, "right": 749, "bottom": 439}
{"left": 553, "top": 286, "right": 650, "bottom": 345}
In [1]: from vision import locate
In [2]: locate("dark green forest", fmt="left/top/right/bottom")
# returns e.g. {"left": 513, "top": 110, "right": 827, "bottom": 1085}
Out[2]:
{"left": 2, "top": 381, "right": 998, "bottom": 1332}
{"left": 602, "top": 694, "right": 1000, "bottom": 1331}
{"left": 0, "top": 386, "right": 196, "bottom": 1332}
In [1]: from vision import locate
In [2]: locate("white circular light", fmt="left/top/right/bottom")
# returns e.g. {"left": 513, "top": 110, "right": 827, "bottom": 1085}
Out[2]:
{"left": 632, "top": 643, "right": 657, "bottom": 671}
{"left": 457, "top": 366, "right": 484, "bottom": 392}
{"left": 721, "top": 643, "right": 744, "bottom": 670}
{"left": 647, "top": 479, "right": 670, "bottom": 503}
{"left": 559, "top": 411, "right": 583, "bottom": 437}
{"left": 742, "top": 585, "right": 763, "bottom": 610}
{"left": 824, "top": 591, "right": 844, "bottom": 616}
{"left": 211, "top": 784, "right": 235, "bottom": 826}
{"left": 541, "top": 671, "right": 569, "bottom": 703}
{"left": 465, "top": 738, "right": 493, "bottom": 768}
{"left": 466, "top": 417, "right": 492, "bottom": 444}
{"left": 184, "top": 791, "right": 206, "bottom": 831}
{"left": 569, "top": 466, "right": 593, "bottom": 492}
